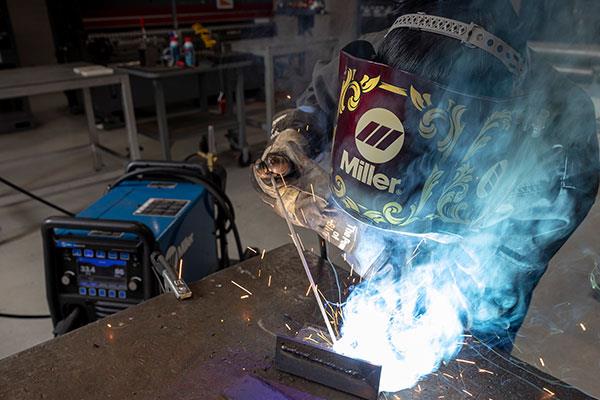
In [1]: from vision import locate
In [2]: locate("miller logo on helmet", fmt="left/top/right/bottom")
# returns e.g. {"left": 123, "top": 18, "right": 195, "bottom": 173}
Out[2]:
{"left": 355, "top": 108, "right": 405, "bottom": 164}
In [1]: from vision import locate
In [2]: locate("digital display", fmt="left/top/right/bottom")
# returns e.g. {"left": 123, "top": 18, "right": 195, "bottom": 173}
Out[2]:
{"left": 77, "top": 257, "right": 127, "bottom": 289}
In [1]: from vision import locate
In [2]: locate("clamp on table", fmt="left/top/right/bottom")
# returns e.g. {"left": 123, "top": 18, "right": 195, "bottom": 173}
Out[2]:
{"left": 150, "top": 251, "right": 192, "bottom": 300}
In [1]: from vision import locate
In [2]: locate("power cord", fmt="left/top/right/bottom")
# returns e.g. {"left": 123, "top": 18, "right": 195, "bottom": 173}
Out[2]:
{"left": 0, "top": 176, "right": 70, "bottom": 319}
{"left": 0, "top": 176, "right": 75, "bottom": 216}
{"left": 0, "top": 312, "right": 50, "bottom": 319}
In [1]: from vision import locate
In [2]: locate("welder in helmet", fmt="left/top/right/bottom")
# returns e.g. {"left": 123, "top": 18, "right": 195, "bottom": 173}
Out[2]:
{"left": 252, "top": 0, "right": 599, "bottom": 349}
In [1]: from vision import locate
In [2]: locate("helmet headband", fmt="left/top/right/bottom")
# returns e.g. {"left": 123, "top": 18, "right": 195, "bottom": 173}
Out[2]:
{"left": 387, "top": 13, "right": 527, "bottom": 77}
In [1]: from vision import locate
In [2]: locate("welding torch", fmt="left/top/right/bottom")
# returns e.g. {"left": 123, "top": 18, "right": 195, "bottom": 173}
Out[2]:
{"left": 150, "top": 251, "right": 192, "bottom": 300}
{"left": 254, "top": 153, "right": 294, "bottom": 180}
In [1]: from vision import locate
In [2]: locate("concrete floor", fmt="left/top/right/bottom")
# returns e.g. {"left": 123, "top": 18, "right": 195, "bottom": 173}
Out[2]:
{"left": 0, "top": 93, "right": 320, "bottom": 359}
{"left": 0, "top": 92, "right": 599, "bottom": 398}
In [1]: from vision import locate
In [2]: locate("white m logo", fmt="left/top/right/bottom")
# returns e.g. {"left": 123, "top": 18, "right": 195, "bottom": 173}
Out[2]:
{"left": 354, "top": 108, "right": 405, "bottom": 164}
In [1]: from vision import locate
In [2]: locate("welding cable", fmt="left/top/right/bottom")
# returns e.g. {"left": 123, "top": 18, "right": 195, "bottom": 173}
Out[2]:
{"left": 0, "top": 312, "right": 51, "bottom": 319}
{"left": 0, "top": 176, "right": 75, "bottom": 217}
{"left": 108, "top": 167, "right": 244, "bottom": 262}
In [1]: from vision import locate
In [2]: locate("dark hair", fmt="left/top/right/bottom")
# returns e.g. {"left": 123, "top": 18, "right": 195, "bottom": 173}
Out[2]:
{"left": 378, "top": 0, "right": 532, "bottom": 97}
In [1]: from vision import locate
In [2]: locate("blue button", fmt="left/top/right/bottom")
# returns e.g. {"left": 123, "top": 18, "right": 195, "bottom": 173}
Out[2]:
{"left": 79, "top": 287, "right": 87, "bottom": 295}
{"left": 96, "top": 250, "right": 106, "bottom": 258}
{"left": 98, "top": 288, "right": 106, "bottom": 297}
{"left": 72, "top": 248, "right": 82, "bottom": 256}
{"left": 118, "top": 290, "right": 127, "bottom": 299}
{"left": 88, "top": 288, "right": 97, "bottom": 296}
{"left": 108, "top": 251, "right": 118, "bottom": 260}
{"left": 84, "top": 249, "right": 94, "bottom": 258}
{"left": 108, "top": 290, "right": 116, "bottom": 298}
{"left": 119, "top": 252, "right": 130, "bottom": 261}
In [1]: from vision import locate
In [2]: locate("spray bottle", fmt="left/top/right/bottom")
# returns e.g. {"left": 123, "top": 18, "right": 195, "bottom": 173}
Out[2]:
{"left": 168, "top": 32, "right": 180, "bottom": 66}
{"left": 183, "top": 36, "right": 196, "bottom": 67}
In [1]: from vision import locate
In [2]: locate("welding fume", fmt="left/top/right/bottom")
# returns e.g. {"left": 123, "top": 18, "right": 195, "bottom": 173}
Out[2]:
{"left": 253, "top": 0, "right": 599, "bottom": 393}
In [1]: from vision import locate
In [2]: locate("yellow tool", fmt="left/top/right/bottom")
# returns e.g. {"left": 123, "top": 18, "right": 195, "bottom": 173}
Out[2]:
{"left": 192, "top": 23, "right": 217, "bottom": 49}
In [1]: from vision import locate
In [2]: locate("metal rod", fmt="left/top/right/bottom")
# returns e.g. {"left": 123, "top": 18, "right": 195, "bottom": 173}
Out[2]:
{"left": 270, "top": 176, "right": 337, "bottom": 344}
{"left": 171, "top": 0, "right": 178, "bottom": 31}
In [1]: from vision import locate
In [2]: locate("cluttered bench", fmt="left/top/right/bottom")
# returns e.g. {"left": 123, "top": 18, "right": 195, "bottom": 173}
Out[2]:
{"left": 0, "top": 244, "right": 594, "bottom": 400}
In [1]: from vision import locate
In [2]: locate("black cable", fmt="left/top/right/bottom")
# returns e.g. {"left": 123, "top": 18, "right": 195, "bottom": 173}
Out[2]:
{"left": 0, "top": 176, "right": 75, "bottom": 217}
{"left": 0, "top": 312, "right": 51, "bottom": 319}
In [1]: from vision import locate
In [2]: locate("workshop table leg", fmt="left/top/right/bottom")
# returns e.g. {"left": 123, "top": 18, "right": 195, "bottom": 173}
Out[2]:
{"left": 197, "top": 74, "right": 208, "bottom": 113}
{"left": 264, "top": 46, "right": 274, "bottom": 136}
{"left": 152, "top": 79, "right": 171, "bottom": 160}
{"left": 120, "top": 75, "right": 141, "bottom": 160}
{"left": 235, "top": 67, "right": 249, "bottom": 165}
{"left": 82, "top": 87, "right": 103, "bottom": 171}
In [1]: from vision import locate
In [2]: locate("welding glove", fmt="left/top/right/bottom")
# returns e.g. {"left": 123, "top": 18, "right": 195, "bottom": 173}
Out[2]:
{"left": 251, "top": 108, "right": 389, "bottom": 276}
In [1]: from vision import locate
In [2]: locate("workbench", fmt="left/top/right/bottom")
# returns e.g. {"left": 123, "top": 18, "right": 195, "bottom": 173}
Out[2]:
{"left": 118, "top": 61, "right": 252, "bottom": 163}
{"left": 0, "top": 63, "right": 141, "bottom": 170}
{"left": 0, "top": 244, "right": 594, "bottom": 400}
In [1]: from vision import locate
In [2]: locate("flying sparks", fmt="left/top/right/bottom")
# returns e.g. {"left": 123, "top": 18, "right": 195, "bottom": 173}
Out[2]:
{"left": 231, "top": 280, "right": 253, "bottom": 296}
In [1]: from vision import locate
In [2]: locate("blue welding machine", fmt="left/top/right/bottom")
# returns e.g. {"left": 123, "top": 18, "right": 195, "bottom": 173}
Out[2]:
{"left": 43, "top": 160, "right": 243, "bottom": 334}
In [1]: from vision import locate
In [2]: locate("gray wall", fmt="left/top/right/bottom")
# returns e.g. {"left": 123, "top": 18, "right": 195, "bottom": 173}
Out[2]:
{"left": 6, "top": 0, "right": 55, "bottom": 66}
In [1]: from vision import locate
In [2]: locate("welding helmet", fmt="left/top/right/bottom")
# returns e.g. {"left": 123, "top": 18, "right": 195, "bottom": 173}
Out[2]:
{"left": 330, "top": 13, "right": 542, "bottom": 236}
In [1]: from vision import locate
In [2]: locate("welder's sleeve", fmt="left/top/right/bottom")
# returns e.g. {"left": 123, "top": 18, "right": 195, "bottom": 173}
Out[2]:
{"left": 251, "top": 34, "right": 388, "bottom": 258}
{"left": 468, "top": 85, "right": 599, "bottom": 345}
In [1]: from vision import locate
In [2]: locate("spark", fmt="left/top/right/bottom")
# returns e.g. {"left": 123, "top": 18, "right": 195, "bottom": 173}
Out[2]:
{"left": 286, "top": 94, "right": 291, "bottom": 100}
{"left": 442, "top": 373, "right": 455, "bottom": 379}
{"left": 415, "top": 384, "right": 422, "bottom": 393}
{"left": 310, "top": 184, "right": 316, "bottom": 202}
{"left": 178, "top": 259, "right": 183, "bottom": 280}
{"left": 296, "top": 234, "right": 306, "bottom": 251}
{"left": 478, "top": 368, "right": 495, "bottom": 375}
{"left": 261, "top": 249, "right": 266, "bottom": 260}
{"left": 220, "top": 319, "right": 224, "bottom": 323}
{"left": 455, "top": 358, "right": 476, "bottom": 365}
{"left": 240, "top": 295, "right": 249, "bottom": 299}
{"left": 300, "top": 208, "right": 308, "bottom": 224}
{"left": 285, "top": 323, "right": 292, "bottom": 331}
{"left": 462, "top": 389, "right": 473, "bottom": 397}
{"left": 268, "top": 275, "right": 272, "bottom": 287}
{"left": 543, "top": 387, "right": 555, "bottom": 396}
{"left": 304, "top": 335, "right": 319, "bottom": 344}
{"left": 231, "top": 280, "right": 253, "bottom": 296}
{"left": 106, "top": 323, "right": 112, "bottom": 328}
{"left": 316, "top": 330, "right": 333, "bottom": 346}
{"left": 305, "top": 284, "right": 312, "bottom": 296}
{"left": 539, "top": 357, "right": 545, "bottom": 367}
{"left": 279, "top": 173, "right": 287, "bottom": 187}
{"left": 258, "top": 269, "right": 262, "bottom": 278}
{"left": 579, "top": 322, "right": 587, "bottom": 331}
{"left": 246, "top": 247, "right": 257, "bottom": 254}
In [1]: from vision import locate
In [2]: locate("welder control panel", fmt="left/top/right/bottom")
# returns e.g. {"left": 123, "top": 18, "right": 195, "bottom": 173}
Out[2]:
{"left": 54, "top": 241, "right": 144, "bottom": 302}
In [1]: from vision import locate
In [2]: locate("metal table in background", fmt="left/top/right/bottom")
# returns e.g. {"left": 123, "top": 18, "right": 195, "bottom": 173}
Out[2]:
{"left": 119, "top": 61, "right": 252, "bottom": 163}
{"left": 0, "top": 63, "right": 141, "bottom": 170}
{"left": 232, "top": 37, "right": 338, "bottom": 135}
{"left": 0, "top": 244, "right": 593, "bottom": 400}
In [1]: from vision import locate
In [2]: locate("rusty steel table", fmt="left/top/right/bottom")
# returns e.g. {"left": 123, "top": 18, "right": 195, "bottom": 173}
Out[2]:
{"left": 0, "top": 244, "right": 594, "bottom": 400}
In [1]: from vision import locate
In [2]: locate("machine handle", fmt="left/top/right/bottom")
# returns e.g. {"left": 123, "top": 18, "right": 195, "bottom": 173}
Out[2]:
{"left": 125, "top": 160, "right": 206, "bottom": 175}
{"left": 41, "top": 216, "right": 156, "bottom": 244}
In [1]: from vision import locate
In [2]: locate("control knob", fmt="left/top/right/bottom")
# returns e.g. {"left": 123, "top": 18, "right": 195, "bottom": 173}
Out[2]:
{"left": 128, "top": 276, "right": 142, "bottom": 291}
{"left": 61, "top": 271, "right": 75, "bottom": 286}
